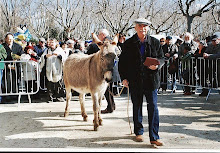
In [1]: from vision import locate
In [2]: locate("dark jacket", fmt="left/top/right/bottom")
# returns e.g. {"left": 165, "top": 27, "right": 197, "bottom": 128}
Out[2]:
{"left": 205, "top": 43, "right": 220, "bottom": 59}
{"left": 86, "top": 43, "right": 99, "bottom": 55}
{"left": 162, "top": 43, "right": 178, "bottom": 59}
{"left": 118, "top": 34, "right": 164, "bottom": 91}
{"left": 2, "top": 42, "right": 24, "bottom": 61}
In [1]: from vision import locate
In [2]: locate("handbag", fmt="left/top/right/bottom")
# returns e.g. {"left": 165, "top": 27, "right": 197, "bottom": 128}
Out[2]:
{"left": 168, "top": 60, "right": 178, "bottom": 74}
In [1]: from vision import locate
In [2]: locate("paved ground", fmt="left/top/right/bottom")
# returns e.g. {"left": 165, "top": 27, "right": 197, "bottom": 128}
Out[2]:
{"left": 0, "top": 89, "right": 220, "bottom": 152}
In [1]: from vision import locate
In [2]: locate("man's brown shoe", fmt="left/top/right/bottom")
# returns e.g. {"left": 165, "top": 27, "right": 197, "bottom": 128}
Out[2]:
{"left": 135, "top": 135, "right": 144, "bottom": 142}
{"left": 150, "top": 139, "right": 164, "bottom": 146}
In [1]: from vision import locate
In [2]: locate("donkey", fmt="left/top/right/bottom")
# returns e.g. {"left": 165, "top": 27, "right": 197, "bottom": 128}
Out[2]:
{"left": 63, "top": 33, "right": 118, "bottom": 131}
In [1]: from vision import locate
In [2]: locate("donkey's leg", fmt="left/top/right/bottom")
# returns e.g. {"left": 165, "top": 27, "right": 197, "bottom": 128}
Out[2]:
{"left": 98, "top": 94, "right": 103, "bottom": 126}
{"left": 92, "top": 93, "right": 99, "bottom": 131}
{"left": 64, "top": 87, "right": 72, "bottom": 117}
{"left": 79, "top": 93, "right": 88, "bottom": 121}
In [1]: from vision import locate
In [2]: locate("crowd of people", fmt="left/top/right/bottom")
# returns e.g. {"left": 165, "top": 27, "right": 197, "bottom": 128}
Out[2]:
{"left": 0, "top": 25, "right": 219, "bottom": 102}
{"left": 0, "top": 17, "right": 219, "bottom": 146}
{"left": 159, "top": 31, "right": 220, "bottom": 96}
{"left": 0, "top": 30, "right": 126, "bottom": 114}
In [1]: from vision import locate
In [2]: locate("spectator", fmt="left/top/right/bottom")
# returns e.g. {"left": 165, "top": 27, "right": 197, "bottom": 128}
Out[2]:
{"left": 194, "top": 42, "right": 207, "bottom": 96}
{"left": 201, "top": 34, "right": 220, "bottom": 96}
{"left": 118, "top": 33, "right": 126, "bottom": 49}
{"left": 74, "top": 41, "right": 86, "bottom": 54}
{"left": 160, "top": 37, "right": 166, "bottom": 46}
{"left": 119, "top": 18, "right": 164, "bottom": 146}
{"left": 112, "top": 33, "right": 126, "bottom": 95}
{"left": 205, "top": 36, "right": 212, "bottom": 46}
{"left": 194, "top": 42, "right": 207, "bottom": 58}
{"left": 2, "top": 33, "right": 24, "bottom": 102}
{"left": 60, "top": 42, "right": 71, "bottom": 58}
{"left": 84, "top": 41, "right": 89, "bottom": 48}
{"left": 204, "top": 34, "right": 220, "bottom": 59}
{"left": 34, "top": 38, "right": 48, "bottom": 94}
{"left": 20, "top": 45, "right": 39, "bottom": 100}
{"left": 40, "top": 38, "right": 66, "bottom": 102}
{"left": 66, "top": 39, "right": 75, "bottom": 54}
{"left": 87, "top": 29, "right": 117, "bottom": 114}
{"left": 161, "top": 36, "right": 179, "bottom": 92}
{"left": 0, "top": 39, "right": 4, "bottom": 44}
{"left": 178, "top": 32, "right": 198, "bottom": 95}
{"left": 0, "top": 44, "right": 7, "bottom": 103}
{"left": 175, "top": 37, "right": 184, "bottom": 50}
{"left": 74, "top": 39, "right": 81, "bottom": 50}
{"left": 34, "top": 38, "right": 48, "bottom": 57}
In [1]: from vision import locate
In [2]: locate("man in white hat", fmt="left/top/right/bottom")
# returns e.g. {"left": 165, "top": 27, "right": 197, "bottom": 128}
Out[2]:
{"left": 119, "top": 17, "right": 165, "bottom": 146}
{"left": 66, "top": 39, "right": 75, "bottom": 54}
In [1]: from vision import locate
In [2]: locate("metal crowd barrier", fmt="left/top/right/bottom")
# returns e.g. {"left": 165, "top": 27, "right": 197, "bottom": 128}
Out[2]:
{"left": 1, "top": 57, "right": 218, "bottom": 104}
{"left": 160, "top": 57, "right": 220, "bottom": 100}
{"left": 0, "top": 60, "right": 40, "bottom": 105}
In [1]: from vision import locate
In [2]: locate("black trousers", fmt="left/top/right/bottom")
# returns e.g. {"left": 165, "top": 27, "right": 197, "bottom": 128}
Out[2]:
{"left": 47, "top": 81, "right": 60, "bottom": 98}
{"left": 104, "top": 82, "right": 115, "bottom": 111}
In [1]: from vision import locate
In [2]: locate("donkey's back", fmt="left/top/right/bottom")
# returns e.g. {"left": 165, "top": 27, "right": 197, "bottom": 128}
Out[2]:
{"left": 63, "top": 53, "right": 93, "bottom": 93}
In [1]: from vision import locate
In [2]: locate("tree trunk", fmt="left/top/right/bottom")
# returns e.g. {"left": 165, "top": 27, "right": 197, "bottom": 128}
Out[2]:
{"left": 65, "top": 27, "right": 71, "bottom": 38}
{"left": 187, "top": 16, "right": 193, "bottom": 33}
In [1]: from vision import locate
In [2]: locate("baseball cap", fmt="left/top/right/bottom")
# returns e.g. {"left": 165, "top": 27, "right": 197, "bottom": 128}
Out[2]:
{"left": 166, "top": 36, "right": 172, "bottom": 40}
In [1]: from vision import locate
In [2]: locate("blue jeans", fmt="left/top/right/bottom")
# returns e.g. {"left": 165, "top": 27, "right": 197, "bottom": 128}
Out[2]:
{"left": 130, "top": 88, "right": 160, "bottom": 141}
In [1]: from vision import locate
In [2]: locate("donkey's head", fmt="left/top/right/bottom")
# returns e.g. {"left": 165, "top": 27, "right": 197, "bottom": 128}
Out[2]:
{"left": 92, "top": 33, "right": 119, "bottom": 82}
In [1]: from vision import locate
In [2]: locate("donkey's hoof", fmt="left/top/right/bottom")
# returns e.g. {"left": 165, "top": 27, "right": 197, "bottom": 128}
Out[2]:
{"left": 64, "top": 112, "right": 69, "bottom": 117}
{"left": 99, "top": 119, "right": 103, "bottom": 125}
{"left": 94, "top": 126, "right": 99, "bottom": 131}
{"left": 83, "top": 116, "right": 88, "bottom": 121}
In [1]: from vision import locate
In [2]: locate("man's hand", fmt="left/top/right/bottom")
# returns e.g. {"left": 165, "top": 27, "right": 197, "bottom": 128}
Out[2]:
{"left": 46, "top": 54, "right": 52, "bottom": 58}
{"left": 203, "top": 53, "right": 210, "bottom": 59}
{"left": 122, "top": 79, "right": 129, "bottom": 88}
{"left": 165, "top": 53, "right": 170, "bottom": 58}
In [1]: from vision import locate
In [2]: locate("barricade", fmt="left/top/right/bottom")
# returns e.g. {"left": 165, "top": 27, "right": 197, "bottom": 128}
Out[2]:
{"left": 160, "top": 57, "right": 220, "bottom": 100}
{"left": 0, "top": 60, "right": 40, "bottom": 105}
{"left": 1, "top": 58, "right": 218, "bottom": 104}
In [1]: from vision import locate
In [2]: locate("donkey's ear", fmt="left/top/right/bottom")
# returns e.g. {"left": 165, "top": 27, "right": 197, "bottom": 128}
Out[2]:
{"left": 92, "top": 33, "right": 103, "bottom": 47}
{"left": 112, "top": 33, "right": 119, "bottom": 45}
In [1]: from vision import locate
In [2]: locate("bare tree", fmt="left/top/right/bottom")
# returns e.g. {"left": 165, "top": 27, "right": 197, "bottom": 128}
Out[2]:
{"left": 211, "top": 5, "right": 220, "bottom": 25}
{"left": 0, "top": 0, "right": 219, "bottom": 40}
{"left": 178, "top": 0, "right": 218, "bottom": 33}
{"left": 0, "top": 0, "right": 22, "bottom": 33}
{"left": 144, "top": 0, "right": 182, "bottom": 35}
{"left": 40, "top": 0, "right": 86, "bottom": 38}
{"left": 94, "top": 0, "right": 146, "bottom": 35}
{"left": 19, "top": 0, "right": 51, "bottom": 38}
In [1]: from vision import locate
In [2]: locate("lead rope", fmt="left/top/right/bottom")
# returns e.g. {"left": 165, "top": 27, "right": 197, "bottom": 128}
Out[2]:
{"left": 108, "top": 85, "right": 133, "bottom": 135}
{"left": 126, "top": 87, "right": 133, "bottom": 135}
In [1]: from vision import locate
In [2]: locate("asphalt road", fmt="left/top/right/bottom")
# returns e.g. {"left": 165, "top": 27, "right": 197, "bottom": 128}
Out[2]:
{"left": 0, "top": 89, "right": 220, "bottom": 152}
